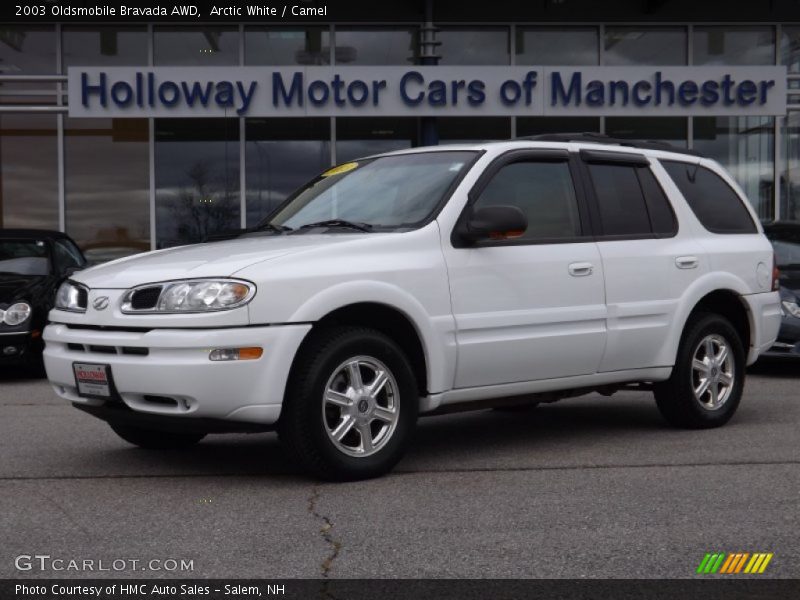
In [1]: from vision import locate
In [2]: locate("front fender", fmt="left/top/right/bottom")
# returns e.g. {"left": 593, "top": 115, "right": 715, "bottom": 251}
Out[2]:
{"left": 289, "top": 280, "right": 457, "bottom": 395}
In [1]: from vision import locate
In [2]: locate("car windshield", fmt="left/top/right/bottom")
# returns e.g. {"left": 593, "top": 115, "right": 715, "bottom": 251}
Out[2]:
{"left": 767, "top": 233, "right": 800, "bottom": 268}
{"left": 0, "top": 240, "right": 51, "bottom": 276}
{"left": 264, "top": 151, "right": 477, "bottom": 232}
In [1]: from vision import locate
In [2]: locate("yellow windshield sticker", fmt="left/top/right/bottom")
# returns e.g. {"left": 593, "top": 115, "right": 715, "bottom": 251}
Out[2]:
{"left": 322, "top": 162, "right": 358, "bottom": 177}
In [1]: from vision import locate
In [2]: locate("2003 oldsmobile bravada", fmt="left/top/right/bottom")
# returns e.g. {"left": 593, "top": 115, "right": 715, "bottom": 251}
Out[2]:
{"left": 44, "top": 134, "right": 782, "bottom": 481}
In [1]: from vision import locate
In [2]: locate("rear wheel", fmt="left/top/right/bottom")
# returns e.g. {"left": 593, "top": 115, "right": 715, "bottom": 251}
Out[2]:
{"left": 109, "top": 423, "right": 206, "bottom": 449}
{"left": 654, "top": 313, "right": 745, "bottom": 429}
{"left": 278, "top": 326, "right": 418, "bottom": 481}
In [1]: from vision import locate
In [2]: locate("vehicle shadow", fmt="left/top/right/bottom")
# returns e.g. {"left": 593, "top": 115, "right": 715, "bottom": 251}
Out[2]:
{"left": 105, "top": 393, "right": 666, "bottom": 479}
{"left": 747, "top": 359, "right": 800, "bottom": 378}
{"left": 0, "top": 365, "right": 45, "bottom": 382}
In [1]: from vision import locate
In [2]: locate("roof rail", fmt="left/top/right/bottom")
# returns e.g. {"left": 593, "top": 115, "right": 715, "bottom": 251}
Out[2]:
{"left": 515, "top": 132, "right": 703, "bottom": 157}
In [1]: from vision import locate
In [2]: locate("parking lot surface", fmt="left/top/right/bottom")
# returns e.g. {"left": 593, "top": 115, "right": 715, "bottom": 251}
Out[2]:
{"left": 1, "top": 364, "right": 797, "bottom": 579}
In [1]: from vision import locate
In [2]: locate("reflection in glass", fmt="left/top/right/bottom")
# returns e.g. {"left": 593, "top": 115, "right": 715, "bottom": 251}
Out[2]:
{"left": 604, "top": 28, "right": 687, "bottom": 65}
{"left": 65, "top": 119, "right": 150, "bottom": 262}
{"left": 694, "top": 117, "right": 774, "bottom": 220}
{"left": 62, "top": 27, "right": 147, "bottom": 68}
{"left": 336, "top": 118, "right": 418, "bottom": 164}
{"left": 782, "top": 26, "right": 800, "bottom": 72}
{"left": 245, "top": 118, "right": 331, "bottom": 226}
{"left": 781, "top": 114, "right": 800, "bottom": 221}
{"left": 515, "top": 28, "right": 599, "bottom": 65}
{"left": 155, "top": 119, "right": 240, "bottom": 248}
{"left": 516, "top": 117, "right": 600, "bottom": 136}
{"left": 0, "top": 26, "right": 57, "bottom": 103}
{"left": 438, "top": 118, "right": 510, "bottom": 142}
{"left": 693, "top": 27, "right": 775, "bottom": 65}
{"left": 605, "top": 117, "right": 688, "bottom": 147}
{"left": 438, "top": 28, "right": 509, "bottom": 65}
{"left": 155, "top": 26, "right": 239, "bottom": 65}
{"left": 333, "top": 28, "right": 417, "bottom": 65}
{"left": 245, "top": 27, "right": 330, "bottom": 65}
{"left": 0, "top": 114, "right": 58, "bottom": 230}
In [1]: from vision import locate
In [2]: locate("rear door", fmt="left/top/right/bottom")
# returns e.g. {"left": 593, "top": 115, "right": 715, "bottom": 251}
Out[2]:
{"left": 578, "top": 149, "right": 707, "bottom": 372}
{"left": 442, "top": 149, "right": 607, "bottom": 388}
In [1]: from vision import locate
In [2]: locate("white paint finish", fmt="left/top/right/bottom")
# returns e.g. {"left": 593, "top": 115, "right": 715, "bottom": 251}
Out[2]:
{"left": 442, "top": 241, "right": 607, "bottom": 387}
{"left": 66, "top": 66, "right": 788, "bottom": 118}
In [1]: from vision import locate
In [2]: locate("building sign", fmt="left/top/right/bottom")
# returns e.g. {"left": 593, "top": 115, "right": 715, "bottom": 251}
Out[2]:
{"left": 67, "top": 66, "right": 787, "bottom": 118}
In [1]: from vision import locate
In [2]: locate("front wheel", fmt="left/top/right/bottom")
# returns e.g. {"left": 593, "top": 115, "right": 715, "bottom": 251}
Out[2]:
{"left": 654, "top": 313, "right": 745, "bottom": 429}
{"left": 278, "top": 327, "right": 418, "bottom": 481}
{"left": 109, "top": 423, "right": 206, "bottom": 449}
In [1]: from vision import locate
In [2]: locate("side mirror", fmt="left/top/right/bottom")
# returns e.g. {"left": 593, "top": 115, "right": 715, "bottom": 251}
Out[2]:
{"left": 460, "top": 205, "right": 528, "bottom": 244}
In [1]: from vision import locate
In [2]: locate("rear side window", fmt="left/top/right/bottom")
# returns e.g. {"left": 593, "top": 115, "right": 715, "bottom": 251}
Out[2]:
{"left": 638, "top": 168, "right": 678, "bottom": 236}
{"left": 587, "top": 164, "right": 651, "bottom": 236}
{"left": 661, "top": 161, "right": 757, "bottom": 234}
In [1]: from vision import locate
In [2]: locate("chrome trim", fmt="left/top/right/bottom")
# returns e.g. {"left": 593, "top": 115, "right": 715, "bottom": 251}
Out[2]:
{"left": 0, "top": 331, "right": 30, "bottom": 336}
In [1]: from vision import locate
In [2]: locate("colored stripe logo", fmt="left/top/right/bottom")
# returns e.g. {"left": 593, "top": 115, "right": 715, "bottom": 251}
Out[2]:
{"left": 697, "top": 552, "right": 773, "bottom": 574}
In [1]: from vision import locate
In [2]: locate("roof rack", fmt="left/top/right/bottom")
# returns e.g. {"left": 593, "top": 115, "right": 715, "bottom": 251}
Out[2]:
{"left": 514, "top": 132, "right": 704, "bottom": 157}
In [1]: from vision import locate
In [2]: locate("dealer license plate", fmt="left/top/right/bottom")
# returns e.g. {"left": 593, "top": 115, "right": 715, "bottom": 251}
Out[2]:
{"left": 73, "top": 363, "right": 113, "bottom": 398}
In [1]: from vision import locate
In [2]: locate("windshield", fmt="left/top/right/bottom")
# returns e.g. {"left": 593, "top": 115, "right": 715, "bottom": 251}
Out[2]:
{"left": 265, "top": 151, "right": 477, "bottom": 231}
{"left": 0, "top": 240, "right": 51, "bottom": 276}
{"left": 772, "top": 239, "right": 800, "bottom": 268}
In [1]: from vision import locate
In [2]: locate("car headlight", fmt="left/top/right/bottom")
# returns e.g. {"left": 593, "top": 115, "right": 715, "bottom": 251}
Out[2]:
{"left": 2, "top": 302, "right": 31, "bottom": 326}
{"left": 55, "top": 281, "right": 87, "bottom": 312}
{"left": 121, "top": 279, "right": 255, "bottom": 313}
{"left": 782, "top": 300, "right": 800, "bottom": 319}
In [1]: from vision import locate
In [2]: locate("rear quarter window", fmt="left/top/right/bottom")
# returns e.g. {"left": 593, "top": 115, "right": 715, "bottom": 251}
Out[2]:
{"left": 660, "top": 160, "right": 757, "bottom": 234}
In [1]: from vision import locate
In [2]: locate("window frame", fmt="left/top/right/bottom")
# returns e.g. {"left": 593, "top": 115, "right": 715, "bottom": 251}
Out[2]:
{"left": 578, "top": 151, "right": 679, "bottom": 241}
{"left": 451, "top": 149, "right": 593, "bottom": 249}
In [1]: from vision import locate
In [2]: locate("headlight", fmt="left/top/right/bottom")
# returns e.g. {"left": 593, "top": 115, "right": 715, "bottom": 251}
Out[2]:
{"left": 3, "top": 302, "right": 31, "bottom": 326}
{"left": 121, "top": 279, "right": 255, "bottom": 313}
{"left": 55, "top": 281, "right": 87, "bottom": 312}
{"left": 782, "top": 300, "right": 800, "bottom": 319}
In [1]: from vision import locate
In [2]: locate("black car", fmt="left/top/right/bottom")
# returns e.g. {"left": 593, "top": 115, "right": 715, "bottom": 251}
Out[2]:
{"left": 763, "top": 222, "right": 800, "bottom": 359}
{"left": 0, "top": 229, "right": 86, "bottom": 371}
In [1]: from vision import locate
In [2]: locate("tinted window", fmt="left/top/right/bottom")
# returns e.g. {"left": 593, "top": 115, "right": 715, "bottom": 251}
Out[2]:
{"left": 588, "top": 164, "right": 651, "bottom": 236}
{"left": 473, "top": 161, "right": 582, "bottom": 241}
{"left": 53, "top": 240, "right": 85, "bottom": 272}
{"left": 661, "top": 161, "right": 757, "bottom": 234}
{"left": 638, "top": 168, "right": 678, "bottom": 236}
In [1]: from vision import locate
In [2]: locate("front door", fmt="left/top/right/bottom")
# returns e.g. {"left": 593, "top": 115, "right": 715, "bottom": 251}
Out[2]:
{"left": 442, "top": 150, "right": 607, "bottom": 389}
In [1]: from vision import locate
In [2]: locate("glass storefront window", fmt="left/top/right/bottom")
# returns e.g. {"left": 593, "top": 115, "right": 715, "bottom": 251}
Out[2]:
{"left": 62, "top": 27, "right": 147, "bottom": 68}
{"left": 604, "top": 28, "right": 687, "bottom": 65}
{"left": 516, "top": 117, "right": 600, "bottom": 137}
{"left": 515, "top": 28, "right": 599, "bottom": 65}
{"left": 0, "top": 26, "right": 57, "bottom": 104}
{"left": 0, "top": 114, "right": 58, "bottom": 229}
{"left": 65, "top": 119, "right": 150, "bottom": 262}
{"left": 333, "top": 28, "right": 418, "bottom": 65}
{"left": 694, "top": 116, "right": 775, "bottom": 221}
{"left": 693, "top": 27, "right": 775, "bottom": 66}
{"left": 781, "top": 114, "right": 800, "bottom": 221}
{"left": 605, "top": 117, "right": 688, "bottom": 147}
{"left": 336, "top": 118, "right": 418, "bottom": 164}
{"left": 438, "top": 28, "right": 509, "bottom": 65}
{"left": 155, "top": 119, "right": 240, "bottom": 248}
{"left": 155, "top": 26, "right": 239, "bottom": 65}
{"left": 245, "top": 118, "right": 331, "bottom": 226}
{"left": 245, "top": 27, "right": 330, "bottom": 65}
{"left": 438, "top": 118, "right": 510, "bottom": 142}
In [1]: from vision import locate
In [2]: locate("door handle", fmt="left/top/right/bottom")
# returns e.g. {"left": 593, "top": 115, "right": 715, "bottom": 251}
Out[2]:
{"left": 675, "top": 256, "right": 699, "bottom": 269}
{"left": 568, "top": 262, "right": 594, "bottom": 277}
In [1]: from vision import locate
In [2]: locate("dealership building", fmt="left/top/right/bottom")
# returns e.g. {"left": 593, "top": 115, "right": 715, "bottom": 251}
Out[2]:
{"left": 3, "top": 2, "right": 800, "bottom": 260}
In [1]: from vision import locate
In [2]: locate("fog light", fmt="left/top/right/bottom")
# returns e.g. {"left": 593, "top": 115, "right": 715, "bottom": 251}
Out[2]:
{"left": 208, "top": 347, "right": 263, "bottom": 361}
{"left": 3, "top": 346, "right": 19, "bottom": 355}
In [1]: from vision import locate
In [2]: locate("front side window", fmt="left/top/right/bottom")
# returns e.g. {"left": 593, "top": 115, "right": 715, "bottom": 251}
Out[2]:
{"left": 0, "top": 241, "right": 51, "bottom": 277}
{"left": 661, "top": 161, "right": 757, "bottom": 234}
{"left": 268, "top": 151, "right": 476, "bottom": 231}
{"left": 471, "top": 161, "right": 582, "bottom": 241}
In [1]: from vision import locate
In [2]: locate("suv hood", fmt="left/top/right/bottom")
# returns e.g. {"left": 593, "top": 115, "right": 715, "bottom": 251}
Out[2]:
{"left": 73, "top": 234, "right": 367, "bottom": 289}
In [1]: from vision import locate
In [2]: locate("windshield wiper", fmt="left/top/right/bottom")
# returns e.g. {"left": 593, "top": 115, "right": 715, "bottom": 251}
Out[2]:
{"left": 296, "top": 219, "right": 373, "bottom": 232}
{"left": 250, "top": 222, "right": 293, "bottom": 234}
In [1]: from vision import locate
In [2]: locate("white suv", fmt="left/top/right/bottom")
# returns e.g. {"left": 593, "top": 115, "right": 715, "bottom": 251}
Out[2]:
{"left": 43, "top": 134, "right": 782, "bottom": 480}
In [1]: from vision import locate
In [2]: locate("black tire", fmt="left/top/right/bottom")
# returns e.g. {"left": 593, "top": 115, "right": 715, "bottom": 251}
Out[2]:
{"left": 278, "top": 326, "right": 418, "bottom": 481}
{"left": 654, "top": 312, "right": 745, "bottom": 429}
{"left": 109, "top": 423, "right": 206, "bottom": 449}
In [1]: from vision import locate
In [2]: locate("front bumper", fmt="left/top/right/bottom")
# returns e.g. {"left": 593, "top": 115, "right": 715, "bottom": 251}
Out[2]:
{"left": 0, "top": 331, "right": 41, "bottom": 363}
{"left": 760, "top": 315, "right": 800, "bottom": 358}
{"left": 43, "top": 322, "right": 311, "bottom": 426}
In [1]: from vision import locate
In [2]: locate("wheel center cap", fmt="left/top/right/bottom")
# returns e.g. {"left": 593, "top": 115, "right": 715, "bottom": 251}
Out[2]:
{"left": 710, "top": 367, "right": 718, "bottom": 378}
{"left": 357, "top": 398, "right": 370, "bottom": 413}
